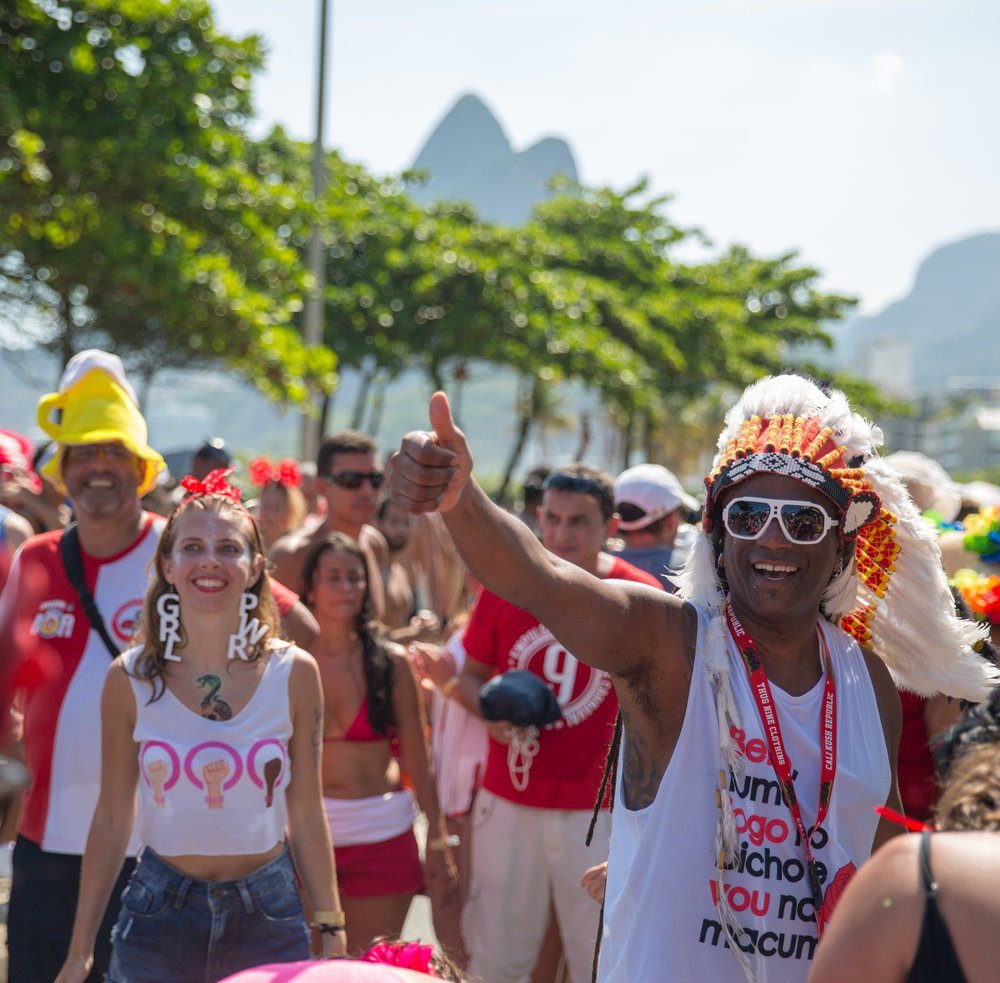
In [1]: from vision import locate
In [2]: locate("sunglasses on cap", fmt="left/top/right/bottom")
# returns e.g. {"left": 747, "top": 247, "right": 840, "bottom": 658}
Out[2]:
{"left": 722, "top": 497, "right": 839, "bottom": 545}
{"left": 321, "top": 470, "right": 385, "bottom": 490}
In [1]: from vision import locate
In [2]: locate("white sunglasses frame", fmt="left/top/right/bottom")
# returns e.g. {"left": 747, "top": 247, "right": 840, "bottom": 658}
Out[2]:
{"left": 722, "top": 496, "right": 840, "bottom": 544}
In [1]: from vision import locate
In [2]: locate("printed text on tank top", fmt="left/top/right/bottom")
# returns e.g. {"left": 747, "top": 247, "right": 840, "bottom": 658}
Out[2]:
{"left": 726, "top": 602, "right": 837, "bottom": 936}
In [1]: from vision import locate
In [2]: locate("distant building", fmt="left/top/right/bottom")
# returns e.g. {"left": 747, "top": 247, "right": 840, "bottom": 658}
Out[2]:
{"left": 860, "top": 333, "right": 914, "bottom": 399}
{"left": 880, "top": 381, "right": 1000, "bottom": 474}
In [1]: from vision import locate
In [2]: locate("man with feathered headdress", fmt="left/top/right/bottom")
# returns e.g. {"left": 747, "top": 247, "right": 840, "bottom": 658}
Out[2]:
{"left": 388, "top": 374, "right": 997, "bottom": 983}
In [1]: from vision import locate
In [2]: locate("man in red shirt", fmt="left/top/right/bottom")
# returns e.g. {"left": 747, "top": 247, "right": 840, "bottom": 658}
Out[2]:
{"left": 440, "top": 464, "right": 661, "bottom": 983}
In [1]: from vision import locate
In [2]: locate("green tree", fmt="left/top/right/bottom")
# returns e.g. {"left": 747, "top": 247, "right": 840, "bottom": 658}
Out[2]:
{"left": 0, "top": 0, "right": 334, "bottom": 402}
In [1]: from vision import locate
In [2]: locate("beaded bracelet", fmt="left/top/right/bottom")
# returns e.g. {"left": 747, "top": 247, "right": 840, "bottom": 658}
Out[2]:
{"left": 311, "top": 909, "right": 346, "bottom": 928}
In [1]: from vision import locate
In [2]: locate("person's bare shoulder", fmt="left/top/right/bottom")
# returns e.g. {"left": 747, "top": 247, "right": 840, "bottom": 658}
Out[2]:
{"left": 270, "top": 526, "right": 315, "bottom": 557}
{"left": 2, "top": 510, "right": 33, "bottom": 552}
{"left": 359, "top": 524, "right": 389, "bottom": 565}
{"left": 807, "top": 834, "right": 922, "bottom": 982}
{"left": 611, "top": 591, "right": 695, "bottom": 723}
{"left": 269, "top": 529, "right": 319, "bottom": 590}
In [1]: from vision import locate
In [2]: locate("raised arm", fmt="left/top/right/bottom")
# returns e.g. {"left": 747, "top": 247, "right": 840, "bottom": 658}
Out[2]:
{"left": 388, "top": 393, "right": 679, "bottom": 677}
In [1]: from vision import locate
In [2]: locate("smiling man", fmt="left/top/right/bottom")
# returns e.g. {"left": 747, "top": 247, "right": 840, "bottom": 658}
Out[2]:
{"left": 0, "top": 351, "right": 166, "bottom": 983}
{"left": 388, "top": 375, "right": 997, "bottom": 983}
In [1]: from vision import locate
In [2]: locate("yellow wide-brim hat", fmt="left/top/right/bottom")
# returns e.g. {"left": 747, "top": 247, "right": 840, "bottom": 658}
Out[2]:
{"left": 37, "top": 361, "right": 165, "bottom": 497}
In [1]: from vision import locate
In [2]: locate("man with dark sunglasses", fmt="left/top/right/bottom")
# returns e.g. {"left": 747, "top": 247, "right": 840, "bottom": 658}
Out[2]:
{"left": 388, "top": 377, "right": 996, "bottom": 983}
{"left": 269, "top": 430, "right": 387, "bottom": 618}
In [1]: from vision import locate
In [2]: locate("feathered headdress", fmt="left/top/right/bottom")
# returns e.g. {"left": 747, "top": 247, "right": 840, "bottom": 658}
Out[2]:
{"left": 671, "top": 374, "right": 997, "bottom": 976}
{"left": 677, "top": 373, "right": 995, "bottom": 701}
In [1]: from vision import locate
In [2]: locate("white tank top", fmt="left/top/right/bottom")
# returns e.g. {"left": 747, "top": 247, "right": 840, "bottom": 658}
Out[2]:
{"left": 123, "top": 644, "right": 297, "bottom": 856}
{"left": 600, "top": 609, "right": 890, "bottom": 982}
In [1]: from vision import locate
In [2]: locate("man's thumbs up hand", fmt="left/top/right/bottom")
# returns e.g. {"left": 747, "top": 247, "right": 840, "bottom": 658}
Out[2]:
{"left": 387, "top": 392, "right": 473, "bottom": 514}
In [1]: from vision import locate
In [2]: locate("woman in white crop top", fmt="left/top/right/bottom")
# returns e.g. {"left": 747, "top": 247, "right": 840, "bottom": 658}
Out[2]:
{"left": 55, "top": 471, "right": 346, "bottom": 983}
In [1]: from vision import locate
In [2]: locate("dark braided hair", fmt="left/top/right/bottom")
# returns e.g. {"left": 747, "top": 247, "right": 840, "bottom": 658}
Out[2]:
{"left": 588, "top": 710, "right": 623, "bottom": 982}
{"left": 301, "top": 533, "right": 395, "bottom": 734}
{"left": 932, "top": 588, "right": 1000, "bottom": 778}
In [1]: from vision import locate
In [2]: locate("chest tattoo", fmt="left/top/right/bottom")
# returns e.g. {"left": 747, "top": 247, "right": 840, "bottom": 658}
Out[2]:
{"left": 196, "top": 673, "right": 233, "bottom": 721}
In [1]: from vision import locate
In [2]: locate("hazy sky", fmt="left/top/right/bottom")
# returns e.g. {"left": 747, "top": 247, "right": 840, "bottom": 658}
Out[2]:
{"left": 211, "top": 0, "right": 999, "bottom": 315}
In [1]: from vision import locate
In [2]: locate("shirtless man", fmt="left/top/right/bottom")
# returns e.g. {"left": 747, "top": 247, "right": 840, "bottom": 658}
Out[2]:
{"left": 270, "top": 430, "right": 387, "bottom": 620}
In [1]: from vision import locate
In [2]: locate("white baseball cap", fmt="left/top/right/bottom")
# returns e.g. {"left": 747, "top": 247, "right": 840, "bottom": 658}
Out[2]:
{"left": 614, "top": 463, "right": 700, "bottom": 531}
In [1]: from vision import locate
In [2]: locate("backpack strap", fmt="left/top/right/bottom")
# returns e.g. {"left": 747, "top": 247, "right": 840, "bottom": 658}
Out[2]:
{"left": 59, "top": 524, "right": 120, "bottom": 659}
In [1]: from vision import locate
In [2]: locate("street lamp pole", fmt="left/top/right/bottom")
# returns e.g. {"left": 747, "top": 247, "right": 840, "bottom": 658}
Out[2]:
{"left": 299, "top": 0, "right": 331, "bottom": 461}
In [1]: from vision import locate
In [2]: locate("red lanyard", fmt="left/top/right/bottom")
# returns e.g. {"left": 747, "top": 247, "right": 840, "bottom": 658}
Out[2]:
{"left": 725, "top": 602, "right": 836, "bottom": 935}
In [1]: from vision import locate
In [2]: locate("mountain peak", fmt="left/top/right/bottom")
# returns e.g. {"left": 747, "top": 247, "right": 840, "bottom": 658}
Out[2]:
{"left": 412, "top": 93, "right": 510, "bottom": 178}
{"left": 409, "top": 92, "right": 579, "bottom": 225}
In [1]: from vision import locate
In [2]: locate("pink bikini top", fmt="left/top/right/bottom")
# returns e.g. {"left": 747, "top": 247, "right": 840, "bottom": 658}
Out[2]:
{"left": 324, "top": 695, "right": 394, "bottom": 744}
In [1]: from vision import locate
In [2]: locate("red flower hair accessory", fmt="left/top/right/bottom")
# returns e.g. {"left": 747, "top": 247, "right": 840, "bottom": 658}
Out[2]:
{"left": 180, "top": 468, "right": 244, "bottom": 504}
{"left": 248, "top": 455, "right": 302, "bottom": 489}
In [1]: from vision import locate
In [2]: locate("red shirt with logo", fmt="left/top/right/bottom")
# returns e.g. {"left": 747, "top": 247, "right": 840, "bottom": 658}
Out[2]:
{"left": 462, "top": 556, "right": 662, "bottom": 810}
{"left": 1, "top": 516, "right": 164, "bottom": 853}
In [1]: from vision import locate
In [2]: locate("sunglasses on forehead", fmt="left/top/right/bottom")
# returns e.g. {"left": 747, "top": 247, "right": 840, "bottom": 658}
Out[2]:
{"left": 543, "top": 472, "right": 606, "bottom": 497}
{"left": 321, "top": 470, "right": 385, "bottom": 490}
{"left": 722, "top": 497, "right": 839, "bottom": 545}
{"left": 543, "top": 472, "right": 614, "bottom": 515}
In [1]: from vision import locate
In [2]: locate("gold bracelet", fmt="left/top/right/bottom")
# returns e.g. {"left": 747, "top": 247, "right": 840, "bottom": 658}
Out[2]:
{"left": 311, "top": 909, "right": 346, "bottom": 928}
{"left": 440, "top": 676, "right": 460, "bottom": 698}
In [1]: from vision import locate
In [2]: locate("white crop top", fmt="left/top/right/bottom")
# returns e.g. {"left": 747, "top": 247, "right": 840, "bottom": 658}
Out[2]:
{"left": 122, "top": 643, "right": 297, "bottom": 856}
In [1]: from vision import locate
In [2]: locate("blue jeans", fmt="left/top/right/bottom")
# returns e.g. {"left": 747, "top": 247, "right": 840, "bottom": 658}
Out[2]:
{"left": 107, "top": 846, "right": 310, "bottom": 983}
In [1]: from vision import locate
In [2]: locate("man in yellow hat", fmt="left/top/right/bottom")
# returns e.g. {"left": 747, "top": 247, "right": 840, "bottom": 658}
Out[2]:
{"left": 0, "top": 350, "right": 166, "bottom": 983}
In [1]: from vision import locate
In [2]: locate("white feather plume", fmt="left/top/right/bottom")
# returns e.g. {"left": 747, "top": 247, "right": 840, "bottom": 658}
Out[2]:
{"left": 859, "top": 458, "right": 998, "bottom": 701}
{"left": 672, "top": 531, "right": 725, "bottom": 614}
{"left": 713, "top": 375, "right": 882, "bottom": 466}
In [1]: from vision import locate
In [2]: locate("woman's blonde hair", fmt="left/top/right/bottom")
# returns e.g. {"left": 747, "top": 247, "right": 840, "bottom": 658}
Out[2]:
{"left": 261, "top": 480, "right": 307, "bottom": 536}
{"left": 132, "top": 495, "right": 280, "bottom": 700}
{"left": 934, "top": 741, "right": 1000, "bottom": 832}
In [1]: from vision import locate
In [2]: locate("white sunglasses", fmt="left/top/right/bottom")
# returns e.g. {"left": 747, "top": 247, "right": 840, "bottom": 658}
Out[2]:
{"left": 722, "top": 496, "right": 839, "bottom": 545}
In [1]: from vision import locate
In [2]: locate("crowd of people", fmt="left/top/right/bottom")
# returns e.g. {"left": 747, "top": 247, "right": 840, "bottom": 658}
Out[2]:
{"left": 0, "top": 349, "right": 998, "bottom": 983}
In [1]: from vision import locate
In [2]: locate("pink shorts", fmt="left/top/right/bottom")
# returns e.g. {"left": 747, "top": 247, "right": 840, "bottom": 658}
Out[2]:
{"left": 334, "top": 828, "right": 424, "bottom": 898}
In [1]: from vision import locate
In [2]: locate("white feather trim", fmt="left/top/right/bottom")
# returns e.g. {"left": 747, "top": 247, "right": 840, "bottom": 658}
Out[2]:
{"left": 857, "top": 459, "right": 999, "bottom": 702}
{"left": 713, "top": 375, "right": 882, "bottom": 467}
{"left": 673, "top": 531, "right": 725, "bottom": 614}
{"left": 821, "top": 556, "right": 859, "bottom": 622}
